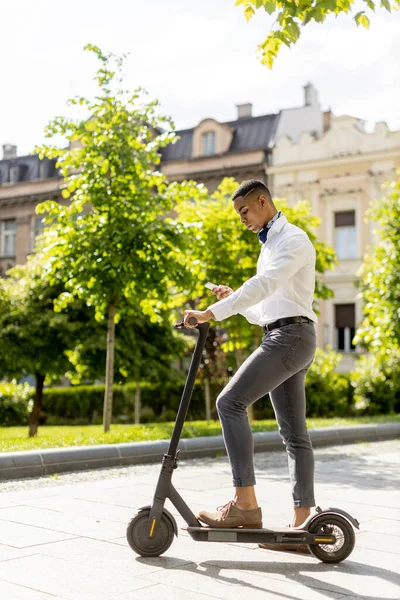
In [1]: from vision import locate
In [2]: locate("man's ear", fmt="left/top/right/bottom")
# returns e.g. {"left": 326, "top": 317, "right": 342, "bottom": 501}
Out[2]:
{"left": 259, "top": 194, "right": 268, "bottom": 208}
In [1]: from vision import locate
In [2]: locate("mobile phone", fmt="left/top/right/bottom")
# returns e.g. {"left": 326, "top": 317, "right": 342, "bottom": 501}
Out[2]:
{"left": 205, "top": 282, "right": 219, "bottom": 291}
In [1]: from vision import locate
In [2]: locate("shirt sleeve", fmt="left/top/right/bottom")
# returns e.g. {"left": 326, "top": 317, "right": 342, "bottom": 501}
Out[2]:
{"left": 208, "top": 234, "right": 314, "bottom": 322}
{"left": 238, "top": 303, "right": 263, "bottom": 325}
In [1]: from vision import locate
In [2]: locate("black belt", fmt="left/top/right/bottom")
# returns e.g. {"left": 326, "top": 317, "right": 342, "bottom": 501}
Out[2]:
{"left": 262, "top": 316, "right": 312, "bottom": 334}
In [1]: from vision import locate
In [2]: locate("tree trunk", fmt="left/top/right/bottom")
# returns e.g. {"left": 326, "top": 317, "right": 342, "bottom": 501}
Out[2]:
{"left": 235, "top": 347, "right": 244, "bottom": 369}
{"left": 28, "top": 373, "right": 45, "bottom": 438}
{"left": 204, "top": 378, "right": 211, "bottom": 422}
{"left": 103, "top": 302, "right": 117, "bottom": 433}
{"left": 134, "top": 380, "right": 141, "bottom": 425}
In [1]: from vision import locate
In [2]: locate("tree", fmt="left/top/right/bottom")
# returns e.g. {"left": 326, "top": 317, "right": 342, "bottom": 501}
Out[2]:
{"left": 0, "top": 256, "right": 82, "bottom": 437}
{"left": 354, "top": 175, "right": 400, "bottom": 354}
{"left": 175, "top": 177, "right": 336, "bottom": 351}
{"left": 35, "top": 44, "right": 198, "bottom": 432}
{"left": 235, "top": 0, "right": 399, "bottom": 67}
{"left": 350, "top": 175, "right": 400, "bottom": 415}
{"left": 174, "top": 177, "right": 337, "bottom": 415}
{"left": 66, "top": 311, "right": 186, "bottom": 423}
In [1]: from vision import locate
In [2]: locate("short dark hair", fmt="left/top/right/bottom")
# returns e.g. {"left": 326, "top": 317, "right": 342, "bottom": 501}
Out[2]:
{"left": 232, "top": 180, "right": 272, "bottom": 203}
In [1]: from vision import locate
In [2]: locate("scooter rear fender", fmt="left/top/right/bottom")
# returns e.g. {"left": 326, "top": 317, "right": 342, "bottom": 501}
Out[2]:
{"left": 304, "top": 506, "right": 360, "bottom": 530}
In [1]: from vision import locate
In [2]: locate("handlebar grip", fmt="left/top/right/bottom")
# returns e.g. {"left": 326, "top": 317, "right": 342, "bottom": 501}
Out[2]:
{"left": 188, "top": 316, "right": 198, "bottom": 326}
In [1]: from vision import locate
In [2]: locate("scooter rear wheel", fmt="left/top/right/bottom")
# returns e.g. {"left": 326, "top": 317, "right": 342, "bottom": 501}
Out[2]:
{"left": 126, "top": 508, "right": 175, "bottom": 557}
{"left": 308, "top": 514, "right": 355, "bottom": 563}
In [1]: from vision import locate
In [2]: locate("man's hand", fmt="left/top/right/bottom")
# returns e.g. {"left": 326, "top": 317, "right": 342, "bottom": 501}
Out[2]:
{"left": 212, "top": 285, "right": 234, "bottom": 300}
{"left": 183, "top": 309, "right": 214, "bottom": 328}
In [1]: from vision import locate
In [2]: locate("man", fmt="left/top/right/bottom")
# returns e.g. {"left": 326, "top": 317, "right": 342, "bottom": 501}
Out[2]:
{"left": 183, "top": 180, "right": 317, "bottom": 553}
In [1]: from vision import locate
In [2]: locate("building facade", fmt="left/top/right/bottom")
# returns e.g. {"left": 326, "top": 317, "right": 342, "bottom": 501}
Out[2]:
{"left": 270, "top": 115, "right": 400, "bottom": 371}
{"left": 160, "top": 83, "right": 322, "bottom": 192}
{"left": 0, "top": 144, "right": 60, "bottom": 275}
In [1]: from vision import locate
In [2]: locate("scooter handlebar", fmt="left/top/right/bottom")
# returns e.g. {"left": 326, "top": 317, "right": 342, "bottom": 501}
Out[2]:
{"left": 174, "top": 317, "right": 209, "bottom": 331}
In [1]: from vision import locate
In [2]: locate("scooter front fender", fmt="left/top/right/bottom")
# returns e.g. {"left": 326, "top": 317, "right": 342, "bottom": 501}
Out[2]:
{"left": 137, "top": 504, "right": 178, "bottom": 537}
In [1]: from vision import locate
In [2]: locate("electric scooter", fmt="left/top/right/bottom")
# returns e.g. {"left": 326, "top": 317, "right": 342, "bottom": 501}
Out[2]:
{"left": 126, "top": 318, "right": 360, "bottom": 563}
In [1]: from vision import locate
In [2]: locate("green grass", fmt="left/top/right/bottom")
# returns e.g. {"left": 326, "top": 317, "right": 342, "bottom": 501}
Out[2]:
{"left": 1, "top": 414, "right": 399, "bottom": 453}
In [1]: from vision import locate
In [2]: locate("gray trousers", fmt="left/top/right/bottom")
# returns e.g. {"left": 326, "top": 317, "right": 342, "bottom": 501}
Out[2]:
{"left": 216, "top": 322, "right": 317, "bottom": 508}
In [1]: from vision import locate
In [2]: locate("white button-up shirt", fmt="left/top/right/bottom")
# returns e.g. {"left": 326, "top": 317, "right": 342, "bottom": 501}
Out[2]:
{"left": 208, "top": 215, "right": 318, "bottom": 326}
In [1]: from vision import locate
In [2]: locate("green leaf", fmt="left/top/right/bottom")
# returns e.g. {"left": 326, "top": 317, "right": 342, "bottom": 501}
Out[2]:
{"left": 285, "top": 21, "right": 300, "bottom": 42}
{"left": 354, "top": 11, "right": 370, "bottom": 26}
{"left": 244, "top": 4, "right": 255, "bottom": 21}
{"left": 261, "top": 0, "right": 277, "bottom": 13}
{"left": 101, "top": 159, "right": 109, "bottom": 174}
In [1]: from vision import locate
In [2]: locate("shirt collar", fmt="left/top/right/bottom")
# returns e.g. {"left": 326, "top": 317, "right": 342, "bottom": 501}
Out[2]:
{"left": 257, "top": 210, "right": 282, "bottom": 244}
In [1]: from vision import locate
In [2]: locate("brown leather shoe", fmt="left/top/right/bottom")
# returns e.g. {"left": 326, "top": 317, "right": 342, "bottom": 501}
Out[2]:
{"left": 258, "top": 543, "right": 311, "bottom": 554}
{"left": 198, "top": 500, "right": 262, "bottom": 529}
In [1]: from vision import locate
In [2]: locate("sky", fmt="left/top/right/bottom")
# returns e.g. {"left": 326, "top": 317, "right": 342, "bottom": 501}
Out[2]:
{"left": 1, "top": 0, "right": 400, "bottom": 156}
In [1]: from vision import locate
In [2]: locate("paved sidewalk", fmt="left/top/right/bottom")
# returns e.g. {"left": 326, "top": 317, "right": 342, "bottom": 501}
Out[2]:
{"left": 0, "top": 439, "right": 399, "bottom": 600}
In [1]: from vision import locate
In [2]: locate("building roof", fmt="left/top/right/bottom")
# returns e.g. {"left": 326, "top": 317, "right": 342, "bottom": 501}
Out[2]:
{"left": 0, "top": 154, "right": 57, "bottom": 185}
{"left": 161, "top": 113, "right": 279, "bottom": 161}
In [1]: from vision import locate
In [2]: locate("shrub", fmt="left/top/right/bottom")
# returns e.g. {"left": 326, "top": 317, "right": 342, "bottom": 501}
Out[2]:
{"left": 40, "top": 380, "right": 222, "bottom": 425}
{"left": 254, "top": 347, "right": 354, "bottom": 420}
{"left": 140, "top": 405, "right": 156, "bottom": 423}
{"left": 351, "top": 349, "right": 400, "bottom": 415}
{"left": 0, "top": 380, "right": 34, "bottom": 426}
{"left": 304, "top": 347, "right": 354, "bottom": 417}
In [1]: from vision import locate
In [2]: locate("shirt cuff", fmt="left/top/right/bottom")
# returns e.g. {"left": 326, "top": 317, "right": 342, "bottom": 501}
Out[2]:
{"left": 207, "top": 295, "right": 237, "bottom": 322}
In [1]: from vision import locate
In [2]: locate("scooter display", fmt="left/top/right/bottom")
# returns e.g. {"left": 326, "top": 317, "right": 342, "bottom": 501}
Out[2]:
{"left": 126, "top": 318, "right": 360, "bottom": 563}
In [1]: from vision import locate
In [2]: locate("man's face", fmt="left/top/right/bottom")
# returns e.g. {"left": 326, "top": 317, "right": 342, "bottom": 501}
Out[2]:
{"left": 233, "top": 191, "right": 273, "bottom": 233}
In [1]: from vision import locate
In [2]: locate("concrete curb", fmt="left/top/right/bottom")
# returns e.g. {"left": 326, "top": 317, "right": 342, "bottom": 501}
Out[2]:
{"left": 1, "top": 422, "right": 399, "bottom": 481}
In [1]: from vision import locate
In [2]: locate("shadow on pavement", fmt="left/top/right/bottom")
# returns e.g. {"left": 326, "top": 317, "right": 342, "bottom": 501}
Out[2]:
{"left": 137, "top": 554, "right": 400, "bottom": 600}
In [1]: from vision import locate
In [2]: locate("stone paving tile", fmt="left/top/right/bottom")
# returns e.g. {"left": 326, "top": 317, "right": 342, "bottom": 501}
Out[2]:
{"left": 0, "top": 520, "right": 77, "bottom": 548}
{"left": 35, "top": 536, "right": 193, "bottom": 576}
{"left": 239, "top": 547, "right": 400, "bottom": 599}
{"left": 315, "top": 487, "right": 400, "bottom": 509}
{"left": 0, "top": 490, "right": 57, "bottom": 509}
{"left": 0, "top": 505, "right": 124, "bottom": 541}
{"left": 0, "top": 580, "right": 58, "bottom": 600}
{"left": 131, "top": 534, "right": 400, "bottom": 599}
{"left": 0, "top": 542, "right": 36, "bottom": 562}
{"left": 25, "top": 495, "right": 136, "bottom": 523}
{"left": 61, "top": 485, "right": 150, "bottom": 509}
{"left": 333, "top": 500, "right": 400, "bottom": 522}
{"left": 113, "top": 585, "right": 217, "bottom": 600}
{"left": 138, "top": 562, "right": 344, "bottom": 600}
{"left": 0, "top": 554, "right": 154, "bottom": 600}
{"left": 355, "top": 530, "right": 400, "bottom": 554}
{"left": 358, "top": 517, "right": 400, "bottom": 536}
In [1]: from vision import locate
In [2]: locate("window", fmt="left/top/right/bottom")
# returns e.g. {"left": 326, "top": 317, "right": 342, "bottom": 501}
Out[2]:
{"left": 335, "top": 304, "right": 356, "bottom": 352}
{"left": 201, "top": 132, "right": 216, "bottom": 156}
{"left": 30, "top": 215, "right": 45, "bottom": 252}
{"left": 39, "top": 160, "right": 53, "bottom": 179}
{"left": 1, "top": 219, "right": 17, "bottom": 257}
{"left": 9, "top": 166, "right": 20, "bottom": 184}
{"left": 334, "top": 211, "right": 357, "bottom": 259}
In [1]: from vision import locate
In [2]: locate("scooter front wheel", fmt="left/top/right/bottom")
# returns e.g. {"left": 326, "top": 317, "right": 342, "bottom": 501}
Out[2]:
{"left": 308, "top": 514, "right": 355, "bottom": 563}
{"left": 126, "top": 508, "right": 175, "bottom": 557}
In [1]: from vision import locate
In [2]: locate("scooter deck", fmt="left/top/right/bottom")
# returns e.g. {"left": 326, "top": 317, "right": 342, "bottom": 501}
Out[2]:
{"left": 184, "top": 526, "right": 335, "bottom": 545}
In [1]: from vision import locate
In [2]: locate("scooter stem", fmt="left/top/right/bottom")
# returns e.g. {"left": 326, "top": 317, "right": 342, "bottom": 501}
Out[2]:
{"left": 167, "top": 322, "right": 210, "bottom": 458}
